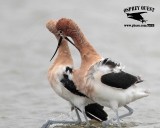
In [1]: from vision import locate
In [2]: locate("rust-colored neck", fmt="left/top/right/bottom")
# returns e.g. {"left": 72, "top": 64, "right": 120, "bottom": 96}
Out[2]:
{"left": 56, "top": 18, "right": 101, "bottom": 70}
{"left": 54, "top": 39, "right": 73, "bottom": 65}
{"left": 46, "top": 20, "right": 73, "bottom": 67}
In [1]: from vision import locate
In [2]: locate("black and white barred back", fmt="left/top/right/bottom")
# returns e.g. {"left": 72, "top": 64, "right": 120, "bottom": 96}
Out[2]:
{"left": 87, "top": 58, "right": 143, "bottom": 89}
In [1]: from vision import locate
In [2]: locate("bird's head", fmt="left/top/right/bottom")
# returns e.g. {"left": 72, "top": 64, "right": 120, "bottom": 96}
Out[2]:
{"left": 56, "top": 18, "right": 81, "bottom": 38}
{"left": 46, "top": 19, "right": 77, "bottom": 61}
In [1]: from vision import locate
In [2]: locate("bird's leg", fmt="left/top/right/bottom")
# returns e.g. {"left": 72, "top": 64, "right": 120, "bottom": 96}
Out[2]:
{"left": 102, "top": 102, "right": 121, "bottom": 128}
{"left": 102, "top": 109, "right": 121, "bottom": 128}
{"left": 75, "top": 107, "right": 82, "bottom": 123}
{"left": 115, "top": 109, "right": 121, "bottom": 128}
{"left": 41, "top": 119, "right": 81, "bottom": 128}
{"left": 41, "top": 108, "right": 82, "bottom": 128}
{"left": 118, "top": 105, "right": 133, "bottom": 119}
{"left": 102, "top": 117, "right": 113, "bottom": 128}
{"left": 82, "top": 110, "right": 90, "bottom": 127}
{"left": 102, "top": 105, "right": 133, "bottom": 128}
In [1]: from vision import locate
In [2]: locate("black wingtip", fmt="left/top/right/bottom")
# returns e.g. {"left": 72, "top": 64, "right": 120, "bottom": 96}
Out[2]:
{"left": 85, "top": 103, "right": 108, "bottom": 121}
{"left": 136, "top": 76, "right": 144, "bottom": 84}
{"left": 136, "top": 80, "right": 143, "bottom": 84}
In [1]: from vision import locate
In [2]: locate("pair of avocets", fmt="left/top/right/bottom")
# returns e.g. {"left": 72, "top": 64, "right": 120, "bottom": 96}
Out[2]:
{"left": 42, "top": 18, "right": 149, "bottom": 128}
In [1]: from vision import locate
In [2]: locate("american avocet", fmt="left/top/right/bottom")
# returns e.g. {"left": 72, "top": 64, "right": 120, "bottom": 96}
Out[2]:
{"left": 41, "top": 20, "right": 108, "bottom": 128}
{"left": 56, "top": 18, "right": 149, "bottom": 128}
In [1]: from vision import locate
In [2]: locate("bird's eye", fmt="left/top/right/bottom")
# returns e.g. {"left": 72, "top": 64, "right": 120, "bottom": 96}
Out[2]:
{"left": 59, "top": 30, "right": 62, "bottom": 34}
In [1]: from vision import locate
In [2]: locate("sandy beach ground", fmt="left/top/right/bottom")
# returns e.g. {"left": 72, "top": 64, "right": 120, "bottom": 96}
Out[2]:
{"left": 0, "top": 0, "right": 160, "bottom": 128}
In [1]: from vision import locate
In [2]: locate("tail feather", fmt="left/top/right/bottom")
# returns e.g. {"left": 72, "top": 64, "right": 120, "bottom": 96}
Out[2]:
{"left": 85, "top": 103, "right": 108, "bottom": 121}
{"left": 136, "top": 76, "right": 144, "bottom": 84}
{"left": 132, "top": 87, "right": 150, "bottom": 102}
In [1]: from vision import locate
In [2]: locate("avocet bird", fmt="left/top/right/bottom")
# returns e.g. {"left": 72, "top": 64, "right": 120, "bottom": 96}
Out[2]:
{"left": 56, "top": 18, "right": 149, "bottom": 128}
{"left": 41, "top": 20, "right": 108, "bottom": 128}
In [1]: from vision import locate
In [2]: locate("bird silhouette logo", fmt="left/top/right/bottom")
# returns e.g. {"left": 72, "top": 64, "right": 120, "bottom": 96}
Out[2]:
{"left": 126, "top": 12, "right": 147, "bottom": 23}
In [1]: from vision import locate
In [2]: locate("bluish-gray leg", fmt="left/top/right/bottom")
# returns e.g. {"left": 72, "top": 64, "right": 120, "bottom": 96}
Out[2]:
{"left": 75, "top": 108, "right": 82, "bottom": 123}
{"left": 119, "top": 105, "right": 133, "bottom": 119}
{"left": 102, "top": 109, "right": 121, "bottom": 128}
{"left": 82, "top": 110, "right": 90, "bottom": 127}
{"left": 41, "top": 108, "right": 82, "bottom": 128}
{"left": 115, "top": 110, "right": 121, "bottom": 128}
{"left": 102, "top": 105, "right": 133, "bottom": 128}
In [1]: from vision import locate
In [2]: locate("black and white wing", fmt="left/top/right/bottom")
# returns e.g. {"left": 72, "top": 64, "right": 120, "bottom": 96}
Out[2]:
{"left": 101, "top": 71, "right": 142, "bottom": 89}
{"left": 60, "top": 66, "right": 87, "bottom": 97}
{"left": 87, "top": 58, "right": 143, "bottom": 89}
{"left": 61, "top": 67, "right": 108, "bottom": 121}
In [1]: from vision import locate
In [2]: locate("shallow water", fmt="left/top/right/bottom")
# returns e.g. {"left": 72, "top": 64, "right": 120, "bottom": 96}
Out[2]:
{"left": 52, "top": 120, "right": 139, "bottom": 128}
{"left": 0, "top": 0, "right": 160, "bottom": 128}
